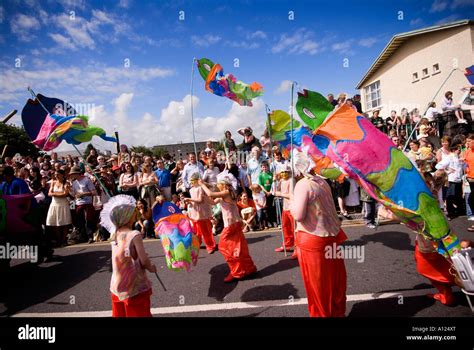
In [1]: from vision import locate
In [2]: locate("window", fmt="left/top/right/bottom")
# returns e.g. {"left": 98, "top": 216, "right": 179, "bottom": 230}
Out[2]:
{"left": 433, "top": 63, "right": 440, "bottom": 74}
{"left": 412, "top": 72, "right": 419, "bottom": 82}
{"left": 364, "top": 80, "right": 381, "bottom": 111}
{"left": 422, "top": 68, "right": 429, "bottom": 78}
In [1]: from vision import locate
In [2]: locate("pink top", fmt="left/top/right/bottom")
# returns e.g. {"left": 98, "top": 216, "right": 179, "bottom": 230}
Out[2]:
{"left": 220, "top": 199, "right": 242, "bottom": 227}
{"left": 279, "top": 178, "right": 293, "bottom": 211}
{"left": 110, "top": 230, "right": 152, "bottom": 301}
{"left": 291, "top": 176, "right": 341, "bottom": 237}
{"left": 188, "top": 186, "right": 213, "bottom": 221}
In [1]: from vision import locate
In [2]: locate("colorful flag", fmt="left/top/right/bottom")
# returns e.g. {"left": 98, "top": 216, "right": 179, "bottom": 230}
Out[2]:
{"left": 197, "top": 58, "right": 263, "bottom": 106}
{"left": 296, "top": 89, "right": 460, "bottom": 257}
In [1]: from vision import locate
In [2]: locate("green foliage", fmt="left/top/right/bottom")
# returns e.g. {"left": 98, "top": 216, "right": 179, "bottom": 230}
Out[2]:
{"left": 130, "top": 145, "right": 153, "bottom": 157}
{"left": 0, "top": 123, "right": 41, "bottom": 159}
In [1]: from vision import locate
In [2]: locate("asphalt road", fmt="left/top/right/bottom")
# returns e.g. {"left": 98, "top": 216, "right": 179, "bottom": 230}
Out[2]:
{"left": 2, "top": 218, "right": 474, "bottom": 318}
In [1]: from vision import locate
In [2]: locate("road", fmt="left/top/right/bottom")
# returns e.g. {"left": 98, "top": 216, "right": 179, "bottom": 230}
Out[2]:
{"left": 1, "top": 218, "right": 474, "bottom": 318}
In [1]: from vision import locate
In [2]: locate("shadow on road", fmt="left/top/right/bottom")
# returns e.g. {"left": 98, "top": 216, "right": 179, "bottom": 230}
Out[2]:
{"left": 246, "top": 234, "right": 274, "bottom": 245}
{"left": 207, "top": 263, "right": 238, "bottom": 301}
{"left": 240, "top": 283, "right": 300, "bottom": 302}
{"left": 344, "top": 231, "right": 414, "bottom": 251}
{"left": 0, "top": 250, "right": 111, "bottom": 316}
{"left": 257, "top": 258, "right": 299, "bottom": 278}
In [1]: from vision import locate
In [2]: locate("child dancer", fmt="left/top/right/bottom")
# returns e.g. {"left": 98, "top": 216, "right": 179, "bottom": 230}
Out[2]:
{"left": 100, "top": 195, "right": 157, "bottom": 317}
{"left": 200, "top": 177, "right": 257, "bottom": 283}
{"left": 184, "top": 173, "right": 217, "bottom": 254}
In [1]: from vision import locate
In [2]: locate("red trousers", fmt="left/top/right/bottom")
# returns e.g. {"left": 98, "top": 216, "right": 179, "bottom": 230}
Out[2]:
{"left": 281, "top": 210, "right": 295, "bottom": 248}
{"left": 296, "top": 230, "right": 347, "bottom": 317}
{"left": 192, "top": 219, "right": 217, "bottom": 253}
{"left": 414, "top": 243, "right": 455, "bottom": 305}
{"left": 111, "top": 290, "right": 152, "bottom": 317}
{"left": 219, "top": 222, "right": 257, "bottom": 278}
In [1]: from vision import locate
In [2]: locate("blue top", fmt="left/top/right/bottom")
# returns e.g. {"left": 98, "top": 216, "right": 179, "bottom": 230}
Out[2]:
{"left": 0, "top": 177, "right": 31, "bottom": 195}
{"left": 155, "top": 168, "right": 171, "bottom": 187}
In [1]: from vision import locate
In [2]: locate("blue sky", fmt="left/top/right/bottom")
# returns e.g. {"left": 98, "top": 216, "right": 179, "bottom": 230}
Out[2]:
{"left": 0, "top": 0, "right": 473, "bottom": 150}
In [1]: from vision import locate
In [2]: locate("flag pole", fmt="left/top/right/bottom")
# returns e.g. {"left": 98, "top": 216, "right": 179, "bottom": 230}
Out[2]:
{"left": 27, "top": 87, "right": 111, "bottom": 198}
{"left": 190, "top": 58, "right": 199, "bottom": 163}
{"left": 266, "top": 105, "right": 287, "bottom": 257}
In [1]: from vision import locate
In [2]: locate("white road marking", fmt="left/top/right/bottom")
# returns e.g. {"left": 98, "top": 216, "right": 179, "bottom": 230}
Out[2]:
{"left": 12, "top": 287, "right": 437, "bottom": 317}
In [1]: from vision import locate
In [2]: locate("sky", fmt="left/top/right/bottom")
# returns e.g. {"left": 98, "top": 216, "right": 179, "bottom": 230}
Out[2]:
{"left": 0, "top": 0, "right": 473, "bottom": 152}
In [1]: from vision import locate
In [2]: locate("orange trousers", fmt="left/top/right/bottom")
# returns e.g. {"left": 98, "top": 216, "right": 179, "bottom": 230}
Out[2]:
{"left": 192, "top": 218, "right": 217, "bottom": 253}
{"left": 414, "top": 243, "right": 456, "bottom": 305}
{"left": 219, "top": 222, "right": 257, "bottom": 278}
{"left": 111, "top": 290, "right": 152, "bottom": 317}
{"left": 281, "top": 210, "right": 295, "bottom": 248}
{"left": 296, "top": 230, "right": 347, "bottom": 317}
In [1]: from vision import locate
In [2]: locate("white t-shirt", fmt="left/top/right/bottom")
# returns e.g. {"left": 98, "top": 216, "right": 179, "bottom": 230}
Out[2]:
{"left": 253, "top": 192, "right": 267, "bottom": 210}
{"left": 71, "top": 176, "right": 96, "bottom": 205}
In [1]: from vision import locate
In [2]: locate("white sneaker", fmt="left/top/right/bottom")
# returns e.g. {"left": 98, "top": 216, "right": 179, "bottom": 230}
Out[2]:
{"left": 468, "top": 216, "right": 474, "bottom": 221}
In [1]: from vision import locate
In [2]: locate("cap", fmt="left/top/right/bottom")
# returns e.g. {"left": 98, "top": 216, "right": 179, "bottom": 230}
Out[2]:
{"left": 69, "top": 166, "right": 83, "bottom": 175}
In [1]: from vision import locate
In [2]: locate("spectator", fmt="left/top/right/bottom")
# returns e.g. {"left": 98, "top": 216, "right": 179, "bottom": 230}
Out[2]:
{"left": 182, "top": 153, "right": 204, "bottom": 192}
{"left": 0, "top": 166, "right": 31, "bottom": 195}
{"left": 425, "top": 102, "right": 439, "bottom": 122}
{"left": 237, "top": 126, "right": 258, "bottom": 152}
{"left": 327, "top": 93, "right": 338, "bottom": 107}
{"left": 237, "top": 191, "right": 257, "bottom": 232}
{"left": 119, "top": 162, "right": 139, "bottom": 199}
{"left": 204, "top": 141, "right": 216, "bottom": 158}
{"left": 247, "top": 146, "right": 264, "bottom": 187}
{"left": 134, "top": 199, "right": 154, "bottom": 239}
{"left": 170, "top": 159, "right": 185, "bottom": 194}
{"left": 69, "top": 166, "right": 97, "bottom": 244}
{"left": 86, "top": 149, "right": 99, "bottom": 169}
{"left": 345, "top": 98, "right": 357, "bottom": 112}
{"left": 417, "top": 125, "right": 430, "bottom": 140}
{"left": 441, "top": 91, "right": 466, "bottom": 124}
{"left": 260, "top": 129, "right": 272, "bottom": 158}
{"left": 407, "top": 140, "right": 421, "bottom": 163}
{"left": 353, "top": 94, "right": 363, "bottom": 114}
{"left": 370, "top": 110, "right": 384, "bottom": 132}
{"left": 46, "top": 169, "right": 72, "bottom": 247}
{"left": 118, "top": 144, "right": 131, "bottom": 166}
{"left": 203, "top": 158, "right": 220, "bottom": 189}
{"left": 154, "top": 159, "right": 172, "bottom": 200}
{"left": 139, "top": 163, "right": 159, "bottom": 210}
{"left": 251, "top": 183, "right": 268, "bottom": 230}
{"left": 435, "top": 143, "right": 463, "bottom": 220}
{"left": 224, "top": 130, "right": 237, "bottom": 154}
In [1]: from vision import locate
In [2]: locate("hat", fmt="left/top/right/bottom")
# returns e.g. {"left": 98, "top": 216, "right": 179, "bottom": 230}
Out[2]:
{"left": 69, "top": 166, "right": 83, "bottom": 175}
{"left": 112, "top": 165, "right": 120, "bottom": 171}
{"left": 190, "top": 172, "right": 200, "bottom": 181}
{"left": 276, "top": 163, "right": 291, "bottom": 174}
{"left": 100, "top": 195, "right": 137, "bottom": 235}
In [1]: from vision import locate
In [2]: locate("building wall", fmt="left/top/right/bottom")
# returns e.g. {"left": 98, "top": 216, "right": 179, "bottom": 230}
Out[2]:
{"left": 161, "top": 142, "right": 209, "bottom": 159}
{"left": 360, "top": 25, "right": 474, "bottom": 117}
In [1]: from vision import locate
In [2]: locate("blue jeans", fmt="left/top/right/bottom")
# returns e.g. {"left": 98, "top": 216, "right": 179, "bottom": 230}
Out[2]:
{"left": 466, "top": 195, "right": 472, "bottom": 216}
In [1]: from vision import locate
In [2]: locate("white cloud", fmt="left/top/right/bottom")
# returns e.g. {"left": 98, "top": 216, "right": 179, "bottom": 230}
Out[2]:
{"left": 118, "top": 0, "right": 131, "bottom": 8}
{"left": 430, "top": 0, "right": 449, "bottom": 12}
{"left": 452, "top": 0, "right": 474, "bottom": 8}
{"left": 435, "top": 14, "right": 461, "bottom": 25}
{"left": 0, "top": 61, "right": 175, "bottom": 104}
{"left": 49, "top": 33, "right": 76, "bottom": 50}
{"left": 224, "top": 40, "right": 260, "bottom": 49}
{"left": 10, "top": 14, "right": 41, "bottom": 41}
{"left": 410, "top": 18, "right": 424, "bottom": 26}
{"left": 331, "top": 40, "right": 354, "bottom": 55}
{"left": 358, "top": 37, "right": 377, "bottom": 48}
{"left": 191, "top": 34, "right": 221, "bottom": 47}
{"left": 248, "top": 30, "right": 267, "bottom": 40}
{"left": 275, "top": 80, "right": 293, "bottom": 95}
{"left": 80, "top": 94, "right": 266, "bottom": 150}
{"left": 271, "top": 28, "right": 321, "bottom": 55}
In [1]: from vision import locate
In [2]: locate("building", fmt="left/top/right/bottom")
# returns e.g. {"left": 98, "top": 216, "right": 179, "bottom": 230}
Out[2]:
{"left": 356, "top": 20, "right": 474, "bottom": 117}
{"left": 158, "top": 141, "right": 210, "bottom": 159}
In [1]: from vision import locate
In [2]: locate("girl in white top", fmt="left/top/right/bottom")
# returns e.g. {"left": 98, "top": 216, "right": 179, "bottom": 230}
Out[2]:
{"left": 46, "top": 169, "right": 72, "bottom": 246}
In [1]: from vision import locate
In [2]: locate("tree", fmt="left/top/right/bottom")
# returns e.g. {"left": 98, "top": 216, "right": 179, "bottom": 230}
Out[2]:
{"left": 0, "top": 123, "right": 42, "bottom": 159}
{"left": 130, "top": 145, "right": 153, "bottom": 157}
{"left": 151, "top": 146, "right": 166, "bottom": 159}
